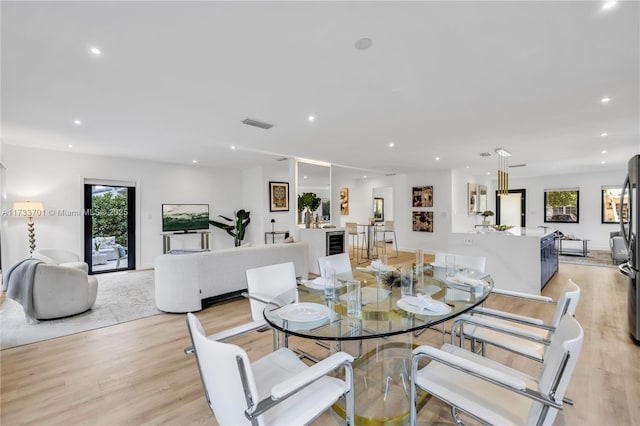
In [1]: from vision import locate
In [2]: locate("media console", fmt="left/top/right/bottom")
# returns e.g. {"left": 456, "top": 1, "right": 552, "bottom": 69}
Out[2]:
{"left": 161, "top": 230, "right": 210, "bottom": 254}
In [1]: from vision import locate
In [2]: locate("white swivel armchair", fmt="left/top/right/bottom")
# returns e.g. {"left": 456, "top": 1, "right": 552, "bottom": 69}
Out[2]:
{"left": 451, "top": 279, "right": 581, "bottom": 362}
{"left": 3, "top": 260, "right": 98, "bottom": 321}
{"left": 33, "top": 248, "right": 88, "bottom": 273}
{"left": 410, "top": 315, "right": 584, "bottom": 426}
{"left": 186, "top": 313, "right": 355, "bottom": 426}
{"left": 32, "top": 264, "right": 98, "bottom": 319}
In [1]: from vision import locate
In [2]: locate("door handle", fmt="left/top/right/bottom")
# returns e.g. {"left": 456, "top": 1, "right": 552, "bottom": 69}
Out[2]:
{"left": 619, "top": 262, "right": 636, "bottom": 279}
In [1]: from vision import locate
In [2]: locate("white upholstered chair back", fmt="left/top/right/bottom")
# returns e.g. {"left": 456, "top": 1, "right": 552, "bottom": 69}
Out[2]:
{"left": 528, "top": 314, "right": 584, "bottom": 425}
{"left": 245, "top": 262, "right": 297, "bottom": 322}
{"left": 318, "top": 253, "right": 352, "bottom": 278}
{"left": 550, "top": 279, "right": 581, "bottom": 328}
{"left": 186, "top": 313, "right": 258, "bottom": 425}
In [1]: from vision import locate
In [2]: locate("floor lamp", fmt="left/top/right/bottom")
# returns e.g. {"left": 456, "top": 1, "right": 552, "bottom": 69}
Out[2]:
{"left": 13, "top": 201, "right": 44, "bottom": 256}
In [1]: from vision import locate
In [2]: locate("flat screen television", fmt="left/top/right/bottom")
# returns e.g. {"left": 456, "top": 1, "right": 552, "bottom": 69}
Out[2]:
{"left": 162, "top": 204, "right": 210, "bottom": 233}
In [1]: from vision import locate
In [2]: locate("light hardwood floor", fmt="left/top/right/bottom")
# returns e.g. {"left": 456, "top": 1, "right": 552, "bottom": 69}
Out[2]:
{"left": 1, "top": 252, "right": 638, "bottom": 425}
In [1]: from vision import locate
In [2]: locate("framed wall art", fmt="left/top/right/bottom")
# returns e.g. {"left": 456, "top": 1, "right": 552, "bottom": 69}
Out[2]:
{"left": 412, "top": 211, "right": 433, "bottom": 232}
{"left": 340, "top": 187, "right": 349, "bottom": 215}
{"left": 478, "top": 184, "right": 488, "bottom": 212}
{"left": 412, "top": 186, "right": 433, "bottom": 207}
{"left": 467, "top": 183, "right": 477, "bottom": 215}
{"left": 269, "top": 181, "right": 289, "bottom": 212}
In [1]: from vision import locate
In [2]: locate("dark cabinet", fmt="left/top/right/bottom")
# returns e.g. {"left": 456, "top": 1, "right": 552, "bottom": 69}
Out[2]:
{"left": 326, "top": 231, "right": 345, "bottom": 255}
{"left": 540, "top": 233, "right": 559, "bottom": 289}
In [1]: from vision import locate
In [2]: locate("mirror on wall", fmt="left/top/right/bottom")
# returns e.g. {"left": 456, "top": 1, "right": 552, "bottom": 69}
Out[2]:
{"left": 297, "top": 161, "right": 331, "bottom": 225}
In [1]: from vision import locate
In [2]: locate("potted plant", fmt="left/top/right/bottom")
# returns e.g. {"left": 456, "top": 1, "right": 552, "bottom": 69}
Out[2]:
{"left": 298, "top": 192, "right": 321, "bottom": 228}
{"left": 478, "top": 210, "right": 494, "bottom": 225}
{"left": 209, "top": 209, "right": 251, "bottom": 247}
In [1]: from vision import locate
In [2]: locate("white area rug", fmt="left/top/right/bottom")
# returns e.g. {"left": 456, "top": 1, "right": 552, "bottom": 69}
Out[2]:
{"left": 1, "top": 269, "right": 163, "bottom": 350}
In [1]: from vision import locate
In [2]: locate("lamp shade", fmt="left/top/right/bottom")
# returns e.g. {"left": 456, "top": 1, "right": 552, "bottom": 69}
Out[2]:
{"left": 13, "top": 201, "right": 45, "bottom": 217}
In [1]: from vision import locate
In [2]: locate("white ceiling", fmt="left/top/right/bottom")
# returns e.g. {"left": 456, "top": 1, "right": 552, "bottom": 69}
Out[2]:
{"left": 2, "top": 1, "right": 638, "bottom": 180}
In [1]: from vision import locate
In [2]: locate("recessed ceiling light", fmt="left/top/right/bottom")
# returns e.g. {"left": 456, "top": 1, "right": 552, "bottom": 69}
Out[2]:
{"left": 354, "top": 37, "right": 373, "bottom": 50}
{"left": 602, "top": 1, "right": 617, "bottom": 11}
{"left": 388, "top": 142, "right": 395, "bottom": 148}
{"left": 230, "top": 145, "right": 236, "bottom": 150}
{"left": 601, "top": 160, "right": 606, "bottom": 164}
{"left": 487, "top": 172, "right": 491, "bottom": 175}
{"left": 363, "top": 175, "right": 367, "bottom": 179}
{"left": 308, "top": 115, "right": 315, "bottom": 122}
{"left": 601, "top": 132, "right": 608, "bottom": 137}
{"left": 90, "top": 47, "right": 102, "bottom": 56}
{"left": 602, "top": 150, "right": 607, "bottom": 154}
{"left": 435, "top": 157, "right": 440, "bottom": 161}
{"left": 303, "top": 176, "right": 308, "bottom": 179}
{"left": 192, "top": 160, "right": 197, "bottom": 164}
{"left": 68, "top": 144, "right": 73, "bottom": 148}
{"left": 73, "top": 119, "right": 82, "bottom": 125}
{"left": 600, "top": 96, "right": 611, "bottom": 103}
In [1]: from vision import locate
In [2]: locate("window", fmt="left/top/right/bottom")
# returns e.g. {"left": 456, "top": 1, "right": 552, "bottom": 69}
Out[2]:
{"left": 601, "top": 186, "right": 629, "bottom": 224}
{"left": 544, "top": 189, "right": 579, "bottom": 223}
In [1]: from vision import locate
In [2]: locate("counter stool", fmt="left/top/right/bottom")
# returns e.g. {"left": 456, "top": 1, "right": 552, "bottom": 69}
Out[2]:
{"left": 346, "top": 222, "right": 367, "bottom": 264}
{"left": 375, "top": 220, "right": 398, "bottom": 258}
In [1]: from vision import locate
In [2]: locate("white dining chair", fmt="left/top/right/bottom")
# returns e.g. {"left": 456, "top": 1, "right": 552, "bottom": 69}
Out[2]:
{"left": 186, "top": 313, "right": 355, "bottom": 426}
{"left": 245, "top": 262, "right": 298, "bottom": 349}
{"left": 183, "top": 263, "right": 297, "bottom": 356}
{"left": 318, "top": 253, "right": 353, "bottom": 279}
{"left": 410, "top": 314, "right": 584, "bottom": 426}
{"left": 451, "top": 279, "right": 581, "bottom": 362}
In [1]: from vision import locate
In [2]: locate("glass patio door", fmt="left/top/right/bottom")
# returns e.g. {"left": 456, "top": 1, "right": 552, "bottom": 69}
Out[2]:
{"left": 84, "top": 183, "right": 135, "bottom": 274}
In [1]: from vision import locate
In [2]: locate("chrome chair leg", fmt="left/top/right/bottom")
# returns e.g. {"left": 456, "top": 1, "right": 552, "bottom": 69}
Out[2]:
{"left": 451, "top": 407, "right": 465, "bottom": 426}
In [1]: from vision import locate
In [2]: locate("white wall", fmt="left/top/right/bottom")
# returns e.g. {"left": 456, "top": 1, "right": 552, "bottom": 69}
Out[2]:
{"left": 451, "top": 169, "right": 495, "bottom": 233}
{"left": 3, "top": 145, "right": 245, "bottom": 269}
{"left": 508, "top": 169, "right": 628, "bottom": 250}
{"left": 259, "top": 161, "right": 294, "bottom": 239}
{"left": 393, "top": 172, "right": 452, "bottom": 254}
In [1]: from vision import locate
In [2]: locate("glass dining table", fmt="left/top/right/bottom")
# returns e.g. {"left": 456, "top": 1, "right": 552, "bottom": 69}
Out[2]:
{"left": 262, "top": 265, "right": 494, "bottom": 425}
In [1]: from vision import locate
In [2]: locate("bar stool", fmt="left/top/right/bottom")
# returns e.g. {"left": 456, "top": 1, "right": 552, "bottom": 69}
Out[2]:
{"left": 375, "top": 220, "right": 398, "bottom": 258}
{"left": 345, "top": 222, "right": 366, "bottom": 264}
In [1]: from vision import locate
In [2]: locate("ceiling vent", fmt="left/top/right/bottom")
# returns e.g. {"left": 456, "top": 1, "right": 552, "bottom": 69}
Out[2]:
{"left": 242, "top": 117, "right": 274, "bottom": 129}
{"left": 479, "top": 152, "right": 491, "bottom": 157}
{"left": 275, "top": 157, "right": 288, "bottom": 162}
{"left": 509, "top": 163, "right": 527, "bottom": 168}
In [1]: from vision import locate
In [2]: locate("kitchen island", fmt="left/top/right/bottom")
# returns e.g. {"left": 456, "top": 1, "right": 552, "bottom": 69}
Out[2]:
{"left": 448, "top": 227, "right": 558, "bottom": 295}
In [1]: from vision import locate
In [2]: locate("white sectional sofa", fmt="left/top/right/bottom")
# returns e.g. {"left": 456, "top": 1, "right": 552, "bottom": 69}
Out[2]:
{"left": 154, "top": 242, "right": 309, "bottom": 313}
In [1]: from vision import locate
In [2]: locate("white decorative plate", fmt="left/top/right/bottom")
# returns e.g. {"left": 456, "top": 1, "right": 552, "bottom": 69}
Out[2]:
{"left": 277, "top": 303, "right": 331, "bottom": 323}
{"left": 300, "top": 278, "right": 333, "bottom": 290}
{"left": 397, "top": 297, "right": 451, "bottom": 315}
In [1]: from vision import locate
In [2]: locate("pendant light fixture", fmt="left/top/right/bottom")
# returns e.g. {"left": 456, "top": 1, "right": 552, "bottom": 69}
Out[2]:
{"left": 495, "top": 148, "right": 512, "bottom": 196}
